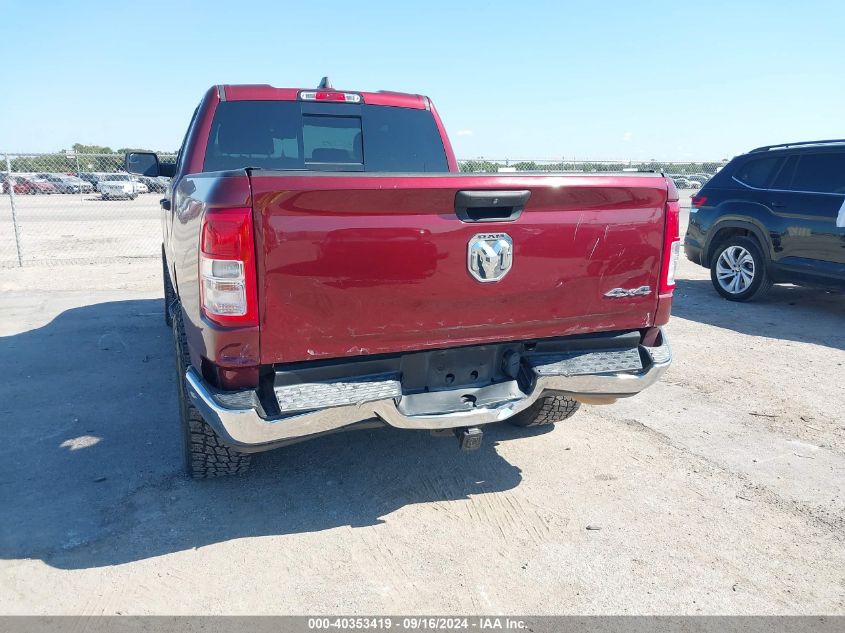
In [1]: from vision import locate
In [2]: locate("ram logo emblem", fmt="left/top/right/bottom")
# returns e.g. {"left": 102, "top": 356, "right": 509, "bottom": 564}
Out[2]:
{"left": 468, "top": 233, "right": 513, "bottom": 283}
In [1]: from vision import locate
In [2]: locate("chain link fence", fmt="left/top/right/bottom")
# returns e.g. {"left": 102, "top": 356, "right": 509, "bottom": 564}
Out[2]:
{"left": 1, "top": 152, "right": 725, "bottom": 268}
{"left": 1, "top": 152, "right": 175, "bottom": 268}
{"left": 459, "top": 158, "right": 727, "bottom": 179}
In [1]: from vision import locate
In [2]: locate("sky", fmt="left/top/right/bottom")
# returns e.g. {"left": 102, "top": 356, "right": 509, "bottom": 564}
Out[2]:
{"left": 0, "top": 0, "right": 843, "bottom": 161}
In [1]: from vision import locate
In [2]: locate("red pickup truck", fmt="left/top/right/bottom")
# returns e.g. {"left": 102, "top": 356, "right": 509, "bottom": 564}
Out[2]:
{"left": 126, "top": 80, "right": 677, "bottom": 478}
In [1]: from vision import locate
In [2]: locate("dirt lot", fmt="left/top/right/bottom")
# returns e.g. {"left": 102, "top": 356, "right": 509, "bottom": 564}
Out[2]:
{"left": 0, "top": 211, "right": 843, "bottom": 615}
{"left": 0, "top": 193, "right": 161, "bottom": 266}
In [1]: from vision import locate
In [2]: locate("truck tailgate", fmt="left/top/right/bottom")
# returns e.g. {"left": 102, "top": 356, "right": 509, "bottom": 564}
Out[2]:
{"left": 250, "top": 173, "right": 669, "bottom": 364}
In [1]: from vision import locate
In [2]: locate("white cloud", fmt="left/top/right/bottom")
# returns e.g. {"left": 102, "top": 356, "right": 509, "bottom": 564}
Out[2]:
{"left": 623, "top": 132, "right": 633, "bottom": 142}
{"left": 456, "top": 129, "right": 474, "bottom": 136}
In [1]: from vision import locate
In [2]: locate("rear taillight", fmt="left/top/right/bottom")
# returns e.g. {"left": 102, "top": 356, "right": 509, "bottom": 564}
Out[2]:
{"left": 691, "top": 194, "right": 708, "bottom": 208}
{"left": 660, "top": 199, "right": 681, "bottom": 293}
{"left": 199, "top": 207, "right": 258, "bottom": 327}
{"left": 298, "top": 90, "right": 362, "bottom": 103}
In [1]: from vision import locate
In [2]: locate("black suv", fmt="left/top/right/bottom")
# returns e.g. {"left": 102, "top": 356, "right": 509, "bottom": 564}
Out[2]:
{"left": 685, "top": 140, "right": 845, "bottom": 301}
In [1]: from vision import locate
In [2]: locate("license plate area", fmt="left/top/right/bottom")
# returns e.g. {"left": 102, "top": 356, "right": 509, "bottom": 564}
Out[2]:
{"left": 399, "top": 345, "right": 511, "bottom": 392}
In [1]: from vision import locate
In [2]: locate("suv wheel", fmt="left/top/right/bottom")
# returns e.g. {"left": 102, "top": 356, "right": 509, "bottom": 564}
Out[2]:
{"left": 710, "top": 236, "right": 772, "bottom": 302}
{"left": 173, "top": 309, "right": 251, "bottom": 478}
{"left": 508, "top": 394, "right": 580, "bottom": 428}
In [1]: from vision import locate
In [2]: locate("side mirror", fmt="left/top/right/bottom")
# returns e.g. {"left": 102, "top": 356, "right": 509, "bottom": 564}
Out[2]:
{"left": 126, "top": 152, "right": 160, "bottom": 177}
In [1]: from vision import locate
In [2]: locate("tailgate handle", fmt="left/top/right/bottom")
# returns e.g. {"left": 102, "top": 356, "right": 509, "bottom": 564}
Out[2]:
{"left": 454, "top": 190, "right": 530, "bottom": 223}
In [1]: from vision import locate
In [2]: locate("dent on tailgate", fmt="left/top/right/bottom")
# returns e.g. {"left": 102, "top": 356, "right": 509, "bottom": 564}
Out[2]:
{"left": 251, "top": 173, "right": 668, "bottom": 364}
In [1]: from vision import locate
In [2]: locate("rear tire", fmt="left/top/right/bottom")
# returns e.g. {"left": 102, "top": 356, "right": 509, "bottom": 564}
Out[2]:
{"left": 173, "top": 309, "right": 251, "bottom": 478}
{"left": 710, "top": 236, "right": 772, "bottom": 302}
{"left": 508, "top": 395, "right": 580, "bottom": 428}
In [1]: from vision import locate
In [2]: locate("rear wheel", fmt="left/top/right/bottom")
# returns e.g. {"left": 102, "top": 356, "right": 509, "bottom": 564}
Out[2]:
{"left": 508, "top": 395, "right": 580, "bottom": 428}
{"left": 173, "top": 309, "right": 251, "bottom": 478}
{"left": 710, "top": 236, "right": 772, "bottom": 302}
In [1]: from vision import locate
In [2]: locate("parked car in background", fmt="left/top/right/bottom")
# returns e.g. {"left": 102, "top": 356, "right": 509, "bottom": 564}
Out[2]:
{"left": 77, "top": 172, "right": 101, "bottom": 188}
{"left": 36, "top": 173, "right": 94, "bottom": 194}
{"left": 2, "top": 175, "right": 36, "bottom": 195}
{"left": 685, "top": 139, "right": 845, "bottom": 301}
{"left": 97, "top": 174, "right": 142, "bottom": 199}
{"left": 686, "top": 174, "right": 711, "bottom": 187}
{"left": 130, "top": 177, "right": 149, "bottom": 194}
{"left": 138, "top": 175, "right": 168, "bottom": 193}
{"left": 675, "top": 176, "right": 702, "bottom": 190}
{"left": 79, "top": 172, "right": 123, "bottom": 191}
{"left": 5, "top": 176, "right": 58, "bottom": 194}
{"left": 66, "top": 175, "right": 95, "bottom": 193}
{"left": 41, "top": 175, "right": 76, "bottom": 194}
{"left": 30, "top": 177, "right": 62, "bottom": 194}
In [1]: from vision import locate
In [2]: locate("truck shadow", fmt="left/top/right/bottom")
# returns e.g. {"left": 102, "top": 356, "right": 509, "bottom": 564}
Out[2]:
{"left": 673, "top": 278, "right": 845, "bottom": 351}
{"left": 0, "top": 300, "right": 541, "bottom": 570}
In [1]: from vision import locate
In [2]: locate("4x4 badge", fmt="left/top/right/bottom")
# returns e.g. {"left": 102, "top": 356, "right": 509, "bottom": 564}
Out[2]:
{"left": 467, "top": 233, "right": 513, "bottom": 282}
{"left": 604, "top": 286, "right": 652, "bottom": 298}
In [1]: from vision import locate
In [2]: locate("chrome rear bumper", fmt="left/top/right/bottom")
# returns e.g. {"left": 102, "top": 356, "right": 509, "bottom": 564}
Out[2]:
{"left": 184, "top": 330, "right": 671, "bottom": 450}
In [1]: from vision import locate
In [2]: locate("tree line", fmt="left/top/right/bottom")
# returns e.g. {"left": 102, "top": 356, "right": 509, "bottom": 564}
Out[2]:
{"left": 459, "top": 159, "right": 727, "bottom": 174}
{"left": 5, "top": 144, "right": 176, "bottom": 174}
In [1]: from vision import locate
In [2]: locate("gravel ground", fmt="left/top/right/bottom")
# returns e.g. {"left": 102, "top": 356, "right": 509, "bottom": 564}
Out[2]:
{"left": 0, "top": 193, "right": 161, "bottom": 266}
{"left": 0, "top": 211, "right": 843, "bottom": 615}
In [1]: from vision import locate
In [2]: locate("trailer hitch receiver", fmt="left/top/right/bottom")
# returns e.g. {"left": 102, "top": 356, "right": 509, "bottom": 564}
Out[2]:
{"left": 455, "top": 426, "right": 483, "bottom": 451}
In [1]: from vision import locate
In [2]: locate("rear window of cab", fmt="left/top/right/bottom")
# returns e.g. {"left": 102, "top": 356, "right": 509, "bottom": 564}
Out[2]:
{"left": 204, "top": 101, "right": 449, "bottom": 173}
